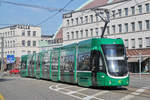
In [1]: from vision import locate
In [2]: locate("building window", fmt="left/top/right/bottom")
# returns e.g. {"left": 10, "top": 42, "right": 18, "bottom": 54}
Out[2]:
{"left": 146, "top": 20, "right": 150, "bottom": 30}
{"left": 71, "top": 32, "right": 74, "bottom": 39}
{"left": 67, "top": 20, "right": 69, "bottom": 26}
{"left": 138, "top": 5, "right": 142, "bottom": 14}
{"left": 124, "top": 39, "right": 128, "bottom": 48}
{"left": 146, "top": 37, "right": 150, "bottom": 47}
{"left": 13, "top": 40, "right": 15, "bottom": 47}
{"left": 107, "top": 26, "right": 110, "bottom": 35}
{"left": 13, "top": 30, "right": 15, "bottom": 36}
{"left": 125, "top": 23, "right": 128, "bottom": 32}
{"left": 80, "top": 30, "right": 83, "bottom": 38}
{"left": 95, "top": 28, "right": 99, "bottom": 36}
{"left": 76, "top": 18, "right": 78, "bottom": 25}
{"left": 112, "top": 25, "right": 116, "bottom": 34}
{"left": 118, "top": 24, "right": 122, "bottom": 33}
{"left": 76, "top": 31, "right": 79, "bottom": 39}
{"left": 118, "top": 9, "right": 122, "bottom": 17}
{"left": 124, "top": 8, "right": 128, "bottom": 16}
{"left": 33, "top": 31, "right": 36, "bottom": 36}
{"left": 5, "top": 41, "right": 7, "bottom": 47}
{"left": 85, "top": 16, "right": 88, "bottom": 23}
{"left": 13, "top": 51, "right": 15, "bottom": 55}
{"left": 27, "top": 51, "right": 31, "bottom": 55}
{"left": 33, "top": 51, "right": 36, "bottom": 54}
{"left": 80, "top": 17, "right": 83, "bottom": 24}
{"left": 85, "top": 30, "right": 88, "bottom": 37}
{"left": 22, "top": 40, "right": 25, "bottom": 46}
{"left": 146, "top": 3, "right": 150, "bottom": 13}
{"left": 90, "top": 15, "right": 93, "bottom": 23}
{"left": 112, "top": 10, "right": 116, "bottom": 18}
{"left": 131, "top": 39, "right": 135, "bottom": 48}
{"left": 138, "top": 38, "right": 142, "bottom": 48}
{"left": 27, "top": 41, "right": 31, "bottom": 46}
{"left": 138, "top": 21, "right": 142, "bottom": 31}
{"left": 22, "top": 30, "right": 25, "bottom": 36}
{"left": 131, "top": 22, "right": 135, "bottom": 32}
{"left": 27, "top": 31, "right": 31, "bottom": 36}
{"left": 101, "top": 27, "right": 104, "bottom": 34}
{"left": 90, "top": 29, "right": 93, "bottom": 37}
{"left": 95, "top": 14, "right": 99, "bottom": 22}
{"left": 71, "top": 19, "right": 74, "bottom": 25}
{"left": 33, "top": 41, "right": 36, "bottom": 46}
{"left": 131, "top": 6, "right": 135, "bottom": 15}
{"left": 67, "top": 32, "right": 70, "bottom": 40}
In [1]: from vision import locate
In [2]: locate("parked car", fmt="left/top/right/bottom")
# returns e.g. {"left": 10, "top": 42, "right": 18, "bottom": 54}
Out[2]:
{"left": 9, "top": 68, "right": 20, "bottom": 74}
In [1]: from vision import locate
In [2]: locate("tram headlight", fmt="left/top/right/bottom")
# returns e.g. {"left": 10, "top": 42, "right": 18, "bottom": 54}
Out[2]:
{"left": 109, "top": 80, "right": 111, "bottom": 84}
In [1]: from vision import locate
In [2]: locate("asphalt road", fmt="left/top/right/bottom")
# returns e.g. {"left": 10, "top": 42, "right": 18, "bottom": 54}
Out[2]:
{"left": 0, "top": 74, "right": 150, "bottom": 100}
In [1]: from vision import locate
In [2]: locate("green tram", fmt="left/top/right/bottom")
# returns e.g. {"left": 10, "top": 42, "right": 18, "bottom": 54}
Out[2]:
{"left": 20, "top": 38, "right": 129, "bottom": 87}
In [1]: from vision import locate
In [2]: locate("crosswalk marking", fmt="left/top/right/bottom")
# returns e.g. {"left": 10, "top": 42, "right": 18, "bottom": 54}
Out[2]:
{"left": 82, "top": 91, "right": 109, "bottom": 100}
{"left": 119, "top": 88, "right": 145, "bottom": 100}
{"left": 49, "top": 84, "right": 150, "bottom": 100}
{"left": 65, "top": 88, "right": 87, "bottom": 95}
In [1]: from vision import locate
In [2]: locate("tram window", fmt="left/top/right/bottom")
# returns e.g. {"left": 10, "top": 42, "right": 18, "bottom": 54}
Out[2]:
{"left": 78, "top": 52, "right": 90, "bottom": 71}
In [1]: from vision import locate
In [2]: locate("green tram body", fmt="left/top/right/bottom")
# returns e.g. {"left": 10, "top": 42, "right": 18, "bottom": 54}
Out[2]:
{"left": 20, "top": 38, "right": 129, "bottom": 87}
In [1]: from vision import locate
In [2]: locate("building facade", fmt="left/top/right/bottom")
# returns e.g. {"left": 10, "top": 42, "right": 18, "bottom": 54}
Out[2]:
{"left": 39, "top": 28, "right": 63, "bottom": 52}
{"left": 0, "top": 24, "right": 41, "bottom": 70}
{"left": 62, "top": 0, "right": 150, "bottom": 73}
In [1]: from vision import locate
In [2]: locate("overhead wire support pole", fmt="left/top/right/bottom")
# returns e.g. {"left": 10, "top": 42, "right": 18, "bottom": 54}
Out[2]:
{"left": 91, "top": 8, "right": 110, "bottom": 38}
{"left": 1, "top": 37, "right": 4, "bottom": 71}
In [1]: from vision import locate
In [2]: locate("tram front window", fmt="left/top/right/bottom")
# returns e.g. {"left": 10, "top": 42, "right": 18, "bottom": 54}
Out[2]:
{"left": 102, "top": 45, "right": 128, "bottom": 77}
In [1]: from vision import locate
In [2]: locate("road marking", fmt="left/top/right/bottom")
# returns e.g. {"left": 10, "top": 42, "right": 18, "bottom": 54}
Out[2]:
{"left": 0, "top": 93, "right": 5, "bottom": 100}
{"left": 49, "top": 84, "right": 74, "bottom": 91}
{"left": 82, "top": 91, "right": 109, "bottom": 100}
{"left": 49, "top": 84, "right": 109, "bottom": 100}
{"left": 65, "top": 88, "right": 87, "bottom": 95}
{"left": 119, "top": 88, "right": 146, "bottom": 100}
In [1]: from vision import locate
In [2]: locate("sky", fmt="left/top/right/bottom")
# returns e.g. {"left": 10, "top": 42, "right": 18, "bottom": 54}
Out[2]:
{"left": 0, "top": 0, "right": 89, "bottom": 35}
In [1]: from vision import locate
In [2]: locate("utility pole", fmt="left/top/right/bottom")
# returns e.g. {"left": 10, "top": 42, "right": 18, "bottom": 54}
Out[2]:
{"left": 91, "top": 8, "right": 110, "bottom": 38}
{"left": 1, "top": 37, "right": 4, "bottom": 71}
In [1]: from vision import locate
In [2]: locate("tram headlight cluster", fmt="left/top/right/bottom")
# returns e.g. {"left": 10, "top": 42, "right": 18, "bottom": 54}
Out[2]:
{"left": 109, "top": 80, "right": 111, "bottom": 84}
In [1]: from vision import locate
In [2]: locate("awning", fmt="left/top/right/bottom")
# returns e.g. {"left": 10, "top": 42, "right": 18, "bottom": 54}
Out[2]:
{"left": 128, "top": 57, "right": 149, "bottom": 63}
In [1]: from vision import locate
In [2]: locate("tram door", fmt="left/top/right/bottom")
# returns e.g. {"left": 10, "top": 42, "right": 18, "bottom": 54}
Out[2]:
{"left": 90, "top": 50, "right": 100, "bottom": 86}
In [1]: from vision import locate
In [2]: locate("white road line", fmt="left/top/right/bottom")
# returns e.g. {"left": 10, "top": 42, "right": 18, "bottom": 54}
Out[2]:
{"left": 82, "top": 91, "right": 109, "bottom": 100}
{"left": 65, "top": 88, "right": 87, "bottom": 95}
{"left": 119, "top": 88, "right": 145, "bottom": 100}
{"left": 49, "top": 84, "right": 75, "bottom": 91}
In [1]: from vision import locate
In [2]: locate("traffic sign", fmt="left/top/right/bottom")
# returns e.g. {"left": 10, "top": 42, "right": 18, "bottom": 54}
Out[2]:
{"left": 7, "top": 55, "right": 15, "bottom": 64}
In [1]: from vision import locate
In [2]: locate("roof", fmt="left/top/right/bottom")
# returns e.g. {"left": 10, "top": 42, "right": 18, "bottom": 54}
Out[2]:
{"left": 127, "top": 48, "right": 150, "bottom": 57}
{"left": 79, "top": 0, "right": 123, "bottom": 10}
{"left": 54, "top": 27, "right": 63, "bottom": 39}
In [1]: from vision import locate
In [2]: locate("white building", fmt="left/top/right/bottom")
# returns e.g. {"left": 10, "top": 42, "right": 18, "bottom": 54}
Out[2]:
{"left": 62, "top": 0, "right": 150, "bottom": 73}
{"left": 0, "top": 24, "right": 41, "bottom": 58}
{"left": 62, "top": 0, "right": 150, "bottom": 49}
